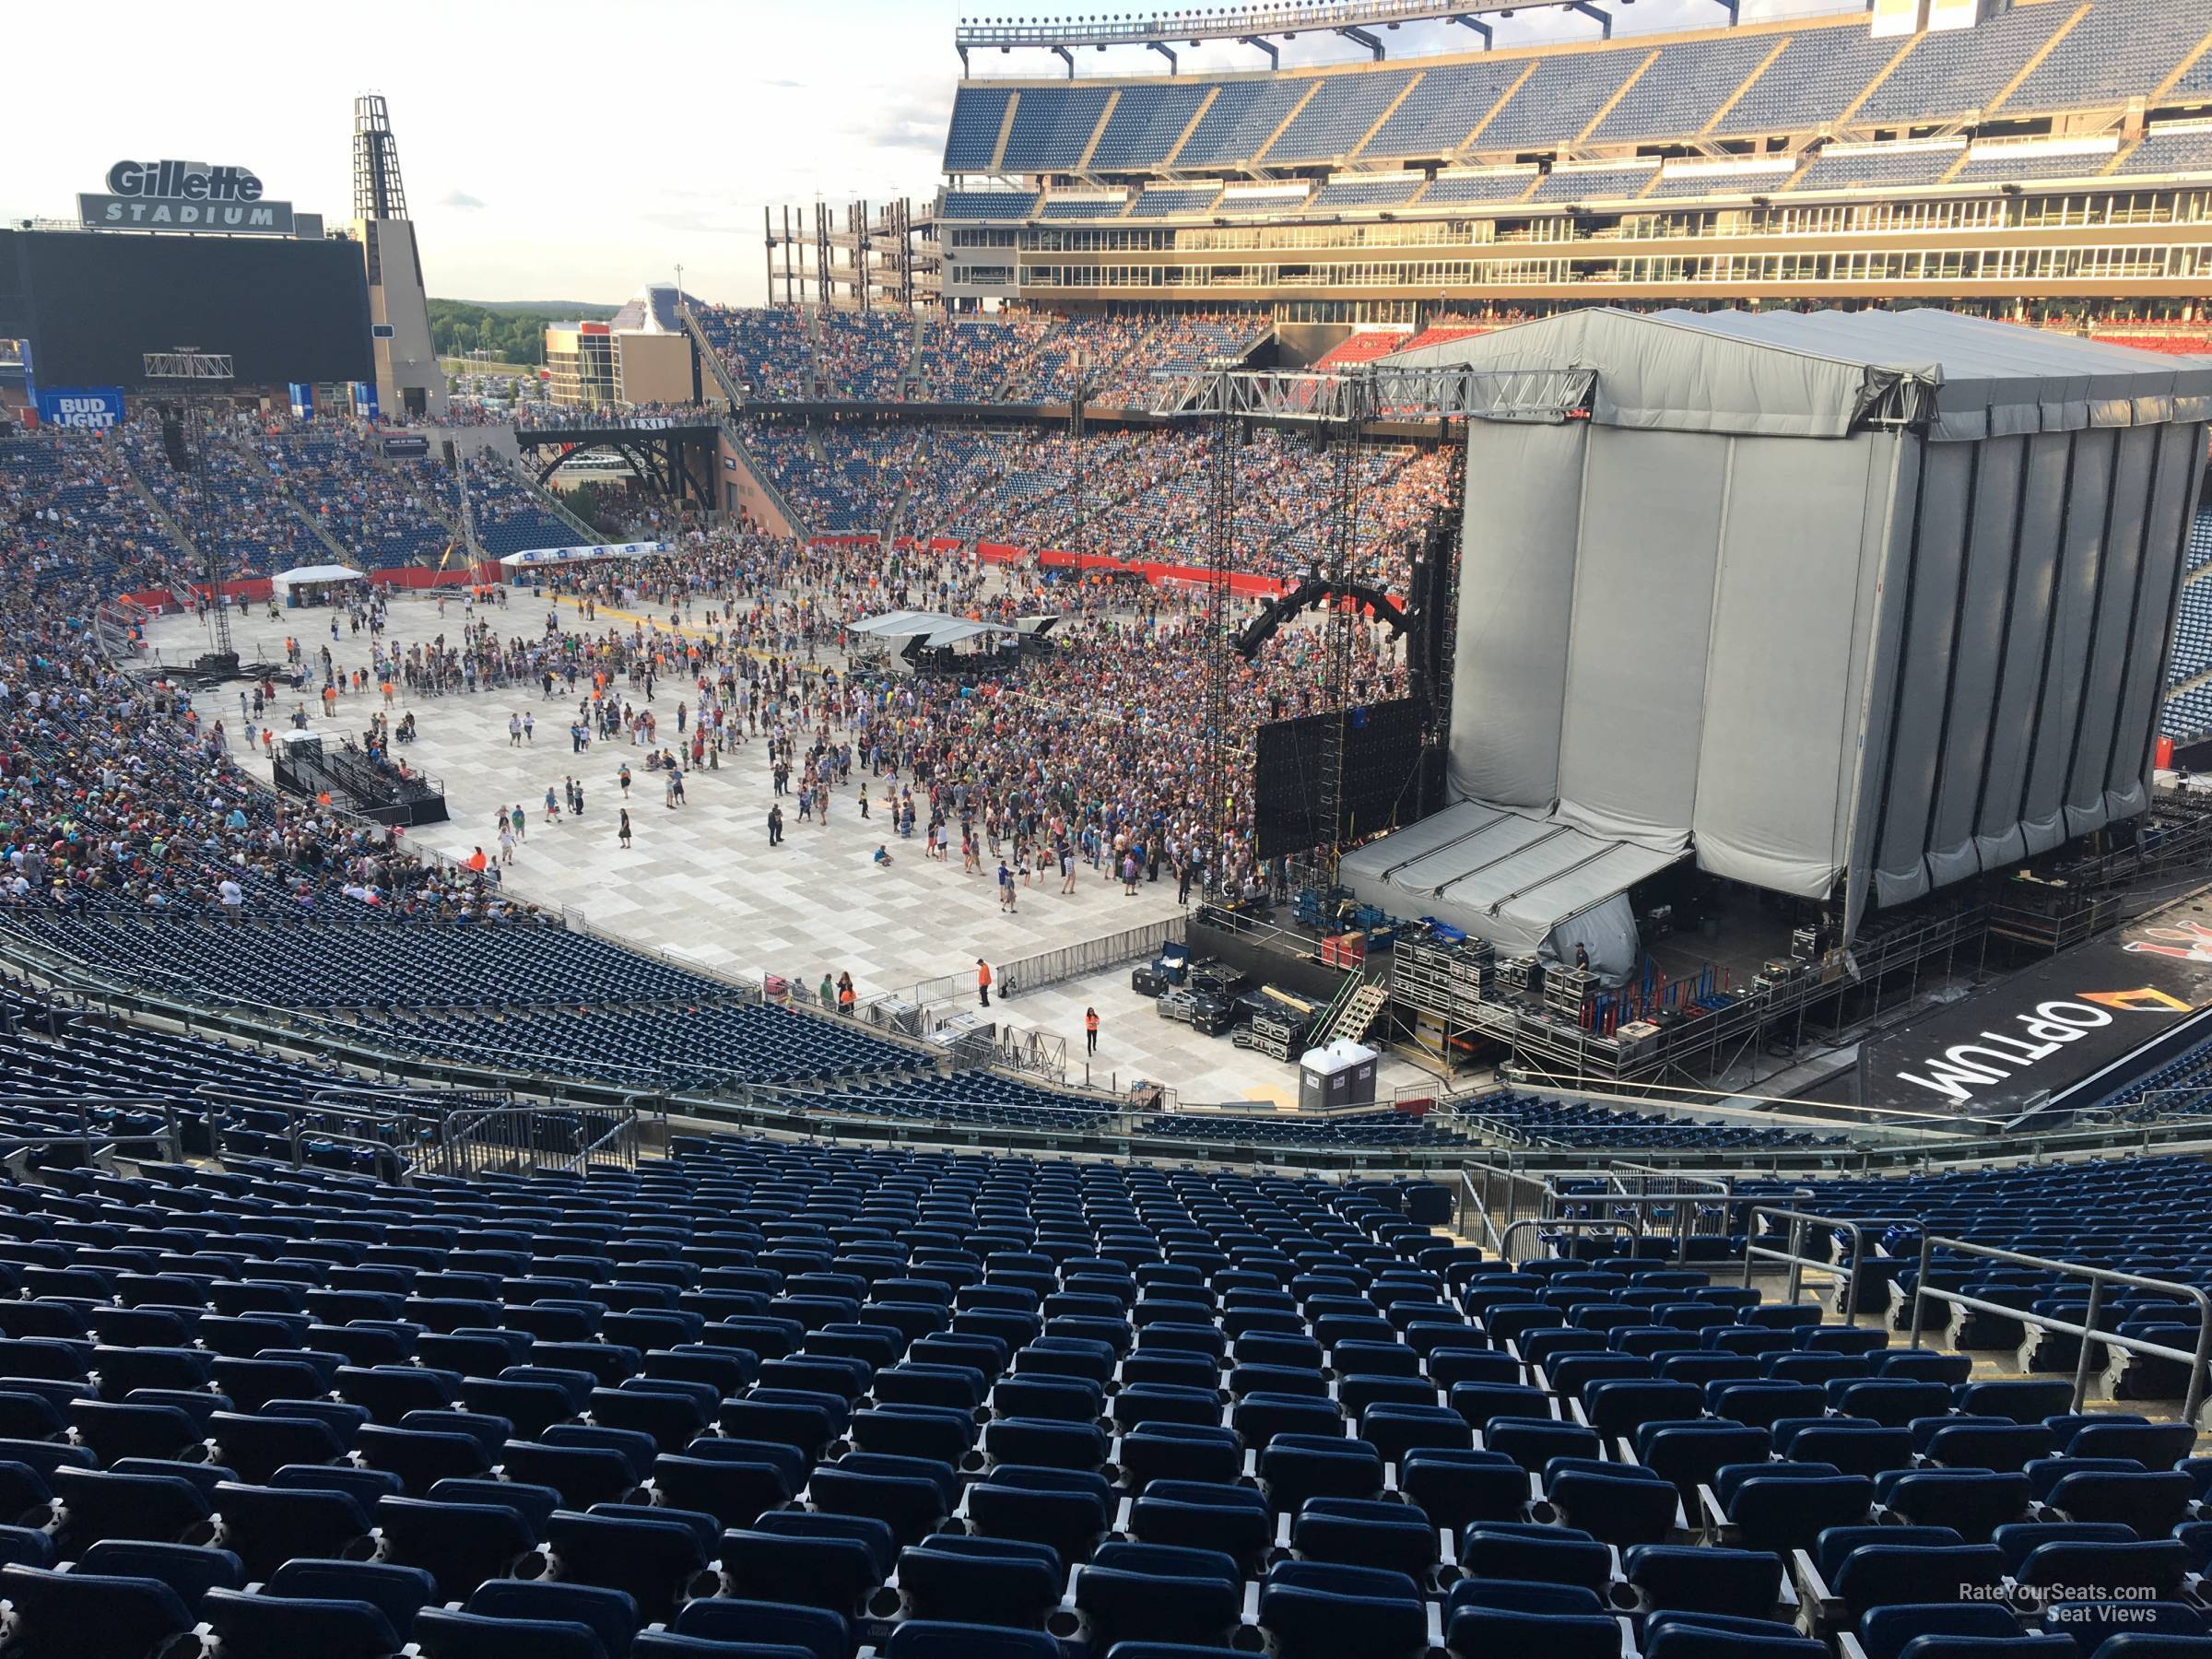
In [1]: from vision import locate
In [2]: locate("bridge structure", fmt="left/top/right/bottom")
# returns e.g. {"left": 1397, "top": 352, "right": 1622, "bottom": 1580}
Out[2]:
{"left": 510, "top": 418, "right": 722, "bottom": 512}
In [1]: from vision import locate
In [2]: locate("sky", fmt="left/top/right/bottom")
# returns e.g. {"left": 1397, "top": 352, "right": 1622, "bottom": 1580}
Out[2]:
{"left": 8, "top": 0, "right": 1847, "bottom": 308}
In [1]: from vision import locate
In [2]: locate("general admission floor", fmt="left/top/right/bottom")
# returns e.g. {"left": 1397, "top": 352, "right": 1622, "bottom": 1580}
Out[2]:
{"left": 143, "top": 592, "right": 1430, "bottom": 1110}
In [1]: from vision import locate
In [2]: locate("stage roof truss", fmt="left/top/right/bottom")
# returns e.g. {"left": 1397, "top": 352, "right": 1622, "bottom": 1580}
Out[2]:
{"left": 1146, "top": 363, "right": 1598, "bottom": 423}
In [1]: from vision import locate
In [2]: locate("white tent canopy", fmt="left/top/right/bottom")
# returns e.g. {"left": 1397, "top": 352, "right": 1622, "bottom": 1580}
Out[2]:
{"left": 851, "top": 609, "right": 1021, "bottom": 649}
{"left": 498, "top": 541, "right": 667, "bottom": 571}
{"left": 269, "top": 564, "right": 363, "bottom": 597}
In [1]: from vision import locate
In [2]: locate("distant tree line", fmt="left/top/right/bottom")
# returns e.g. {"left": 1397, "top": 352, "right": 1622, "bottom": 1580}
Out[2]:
{"left": 429, "top": 300, "right": 616, "bottom": 366}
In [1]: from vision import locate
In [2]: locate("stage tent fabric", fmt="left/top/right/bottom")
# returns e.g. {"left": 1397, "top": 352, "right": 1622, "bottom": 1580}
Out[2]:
{"left": 1369, "top": 307, "right": 2209, "bottom": 945}
{"left": 851, "top": 610, "right": 1020, "bottom": 648}
{"left": 1339, "top": 799, "right": 1678, "bottom": 983}
{"left": 269, "top": 564, "right": 363, "bottom": 599}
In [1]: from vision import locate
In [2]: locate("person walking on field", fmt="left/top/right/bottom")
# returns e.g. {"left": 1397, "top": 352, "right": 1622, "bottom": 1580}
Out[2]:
{"left": 1085, "top": 1006, "right": 1099, "bottom": 1057}
{"left": 977, "top": 959, "right": 993, "bottom": 1009}
{"left": 618, "top": 808, "right": 633, "bottom": 849}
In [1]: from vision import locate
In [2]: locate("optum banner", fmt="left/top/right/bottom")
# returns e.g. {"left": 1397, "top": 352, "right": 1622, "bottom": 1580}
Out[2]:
{"left": 1862, "top": 915, "right": 2212, "bottom": 1122}
{"left": 36, "top": 387, "right": 125, "bottom": 429}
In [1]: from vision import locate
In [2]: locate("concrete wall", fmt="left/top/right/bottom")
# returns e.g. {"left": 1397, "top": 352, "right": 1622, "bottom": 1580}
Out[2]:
{"left": 355, "top": 217, "right": 446, "bottom": 420}
{"left": 718, "top": 430, "right": 797, "bottom": 535}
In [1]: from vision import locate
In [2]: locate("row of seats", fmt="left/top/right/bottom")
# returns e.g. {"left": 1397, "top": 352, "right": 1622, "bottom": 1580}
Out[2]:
{"left": 938, "top": 125, "right": 2198, "bottom": 228}
{"left": 0, "top": 1135, "right": 2204, "bottom": 1659}
{"left": 736, "top": 416, "right": 1451, "bottom": 572}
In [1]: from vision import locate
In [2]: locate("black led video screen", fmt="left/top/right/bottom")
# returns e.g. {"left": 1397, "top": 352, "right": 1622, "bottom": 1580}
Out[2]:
{"left": 1253, "top": 698, "right": 1428, "bottom": 860}
{"left": 4, "top": 229, "right": 372, "bottom": 388}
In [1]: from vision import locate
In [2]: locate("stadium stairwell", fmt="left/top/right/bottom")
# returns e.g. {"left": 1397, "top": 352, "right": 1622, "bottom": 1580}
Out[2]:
{"left": 682, "top": 305, "right": 751, "bottom": 408}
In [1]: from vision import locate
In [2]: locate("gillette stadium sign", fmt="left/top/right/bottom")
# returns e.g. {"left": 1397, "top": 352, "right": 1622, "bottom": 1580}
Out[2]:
{"left": 79, "top": 160, "right": 295, "bottom": 235}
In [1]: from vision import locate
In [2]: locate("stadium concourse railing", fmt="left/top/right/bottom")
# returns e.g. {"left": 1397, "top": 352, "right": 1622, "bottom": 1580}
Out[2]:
{"left": 0, "top": 1095, "right": 185, "bottom": 1168}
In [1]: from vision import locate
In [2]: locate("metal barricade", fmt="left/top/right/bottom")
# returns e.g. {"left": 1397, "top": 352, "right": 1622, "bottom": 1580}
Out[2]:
{"left": 1496, "top": 1216, "right": 1636, "bottom": 1262}
{"left": 411, "top": 1105, "right": 644, "bottom": 1181}
{"left": 1905, "top": 1236, "right": 2212, "bottom": 1424}
{"left": 1465, "top": 1156, "right": 1773, "bottom": 1266}
{"left": 994, "top": 917, "right": 1186, "bottom": 1000}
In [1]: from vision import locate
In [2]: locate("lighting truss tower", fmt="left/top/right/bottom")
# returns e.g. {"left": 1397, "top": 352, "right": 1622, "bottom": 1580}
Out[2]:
{"left": 144, "top": 350, "right": 236, "bottom": 670}
{"left": 1202, "top": 366, "right": 1238, "bottom": 901}
{"left": 1068, "top": 351, "right": 1095, "bottom": 571}
{"left": 1314, "top": 374, "right": 1370, "bottom": 889}
{"left": 1176, "top": 360, "right": 1594, "bottom": 896}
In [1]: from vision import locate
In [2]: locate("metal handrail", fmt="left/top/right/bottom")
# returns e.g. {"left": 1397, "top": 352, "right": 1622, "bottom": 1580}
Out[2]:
{"left": 1499, "top": 1214, "right": 1654, "bottom": 1265}
{"left": 1742, "top": 1206, "right": 1914, "bottom": 1309}
{"left": 0, "top": 1094, "right": 185, "bottom": 1166}
{"left": 1905, "top": 1235, "right": 2212, "bottom": 1424}
{"left": 1457, "top": 1166, "right": 1505, "bottom": 1253}
{"left": 570, "top": 1110, "right": 643, "bottom": 1174}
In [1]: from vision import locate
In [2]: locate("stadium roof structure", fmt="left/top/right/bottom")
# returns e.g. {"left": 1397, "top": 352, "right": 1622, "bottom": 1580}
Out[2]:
{"left": 952, "top": 0, "right": 1741, "bottom": 71}
{"left": 1382, "top": 306, "right": 2212, "bottom": 440}
{"left": 608, "top": 282, "right": 707, "bottom": 335}
{"left": 851, "top": 610, "right": 1021, "bottom": 648}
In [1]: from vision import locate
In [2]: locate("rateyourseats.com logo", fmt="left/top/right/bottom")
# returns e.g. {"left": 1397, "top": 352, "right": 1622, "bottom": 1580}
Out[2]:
{"left": 1961, "top": 1583, "right": 2161, "bottom": 1620}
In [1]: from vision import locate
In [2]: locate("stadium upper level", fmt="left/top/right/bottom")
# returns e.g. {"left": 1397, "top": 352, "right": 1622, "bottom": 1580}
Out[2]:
{"left": 941, "top": 0, "right": 2212, "bottom": 182}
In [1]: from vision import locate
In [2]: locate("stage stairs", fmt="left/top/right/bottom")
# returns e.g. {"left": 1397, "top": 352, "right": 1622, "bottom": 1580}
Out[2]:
{"left": 1322, "top": 972, "right": 1389, "bottom": 1047}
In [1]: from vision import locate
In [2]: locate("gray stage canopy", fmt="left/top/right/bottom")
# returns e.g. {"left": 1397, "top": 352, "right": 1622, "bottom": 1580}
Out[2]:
{"left": 850, "top": 610, "right": 1019, "bottom": 648}
{"left": 1369, "top": 307, "right": 2209, "bottom": 945}
{"left": 1339, "top": 800, "right": 1679, "bottom": 982}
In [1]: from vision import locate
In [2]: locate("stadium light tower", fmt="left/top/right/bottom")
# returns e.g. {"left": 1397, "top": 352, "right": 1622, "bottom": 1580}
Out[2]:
{"left": 350, "top": 94, "right": 445, "bottom": 420}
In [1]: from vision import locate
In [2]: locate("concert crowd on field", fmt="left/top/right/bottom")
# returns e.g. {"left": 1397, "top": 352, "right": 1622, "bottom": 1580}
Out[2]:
{"left": 357, "top": 524, "right": 1411, "bottom": 900}
{"left": 0, "top": 298, "right": 1449, "bottom": 920}
{"left": 0, "top": 574, "right": 522, "bottom": 919}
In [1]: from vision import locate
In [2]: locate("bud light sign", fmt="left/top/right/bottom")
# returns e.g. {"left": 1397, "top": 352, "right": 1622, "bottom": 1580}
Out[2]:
{"left": 37, "top": 387, "right": 126, "bottom": 429}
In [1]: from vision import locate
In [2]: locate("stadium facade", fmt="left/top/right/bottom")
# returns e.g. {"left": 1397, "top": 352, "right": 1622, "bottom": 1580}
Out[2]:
{"left": 920, "top": 0, "right": 2212, "bottom": 336}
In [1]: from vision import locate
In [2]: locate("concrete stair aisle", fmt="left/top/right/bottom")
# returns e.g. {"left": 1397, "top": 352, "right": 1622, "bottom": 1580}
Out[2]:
{"left": 908, "top": 312, "right": 931, "bottom": 399}
{"left": 802, "top": 306, "right": 823, "bottom": 402}
{"left": 682, "top": 309, "right": 749, "bottom": 408}
{"left": 237, "top": 438, "right": 355, "bottom": 565}
{"left": 120, "top": 462, "right": 201, "bottom": 570}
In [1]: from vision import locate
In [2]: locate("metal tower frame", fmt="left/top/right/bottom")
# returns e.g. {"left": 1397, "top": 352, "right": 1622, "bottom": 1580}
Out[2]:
{"left": 1313, "top": 376, "right": 1369, "bottom": 888}
{"left": 352, "top": 95, "right": 410, "bottom": 221}
{"left": 1202, "top": 369, "right": 1239, "bottom": 900}
{"left": 143, "top": 350, "right": 236, "bottom": 665}
{"left": 1179, "top": 359, "right": 1592, "bottom": 889}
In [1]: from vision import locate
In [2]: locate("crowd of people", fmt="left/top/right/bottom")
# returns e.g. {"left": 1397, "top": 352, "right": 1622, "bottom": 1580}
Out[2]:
{"left": 691, "top": 304, "right": 1273, "bottom": 408}
{"left": 377, "top": 519, "right": 1418, "bottom": 904}
{"left": 257, "top": 422, "right": 462, "bottom": 567}
{"left": 1, "top": 430, "right": 184, "bottom": 594}
{"left": 113, "top": 410, "right": 328, "bottom": 579}
{"left": 738, "top": 417, "right": 1453, "bottom": 577}
{"left": 0, "top": 303, "right": 1441, "bottom": 930}
{"left": 0, "top": 570, "right": 516, "bottom": 920}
